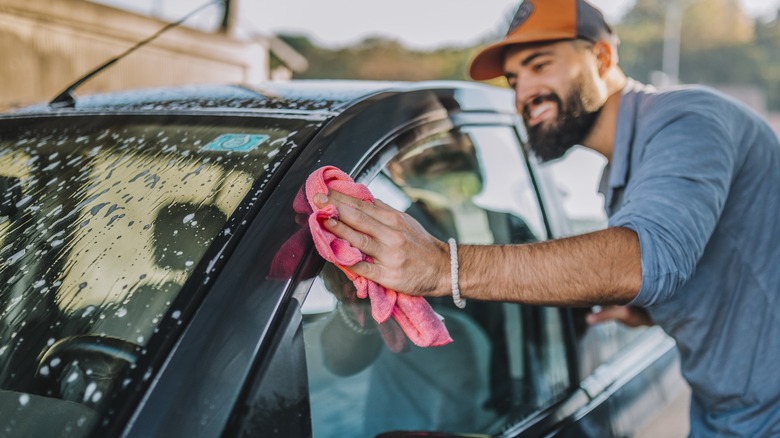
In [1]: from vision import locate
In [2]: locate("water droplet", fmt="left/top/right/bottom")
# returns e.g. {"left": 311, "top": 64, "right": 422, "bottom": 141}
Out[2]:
{"left": 83, "top": 382, "right": 97, "bottom": 402}
{"left": 18, "top": 394, "right": 29, "bottom": 406}
{"left": 6, "top": 249, "right": 25, "bottom": 265}
{"left": 171, "top": 310, "right": 181, "bottom": 320}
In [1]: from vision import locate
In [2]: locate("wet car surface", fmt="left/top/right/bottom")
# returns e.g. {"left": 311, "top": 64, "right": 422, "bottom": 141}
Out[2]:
{"left": 0, "top": 81, "right": 686, "bottom": 437}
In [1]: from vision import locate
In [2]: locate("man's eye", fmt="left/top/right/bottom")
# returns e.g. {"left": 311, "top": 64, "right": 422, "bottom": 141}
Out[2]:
{"left": 533, "top": 62, "right": 549, "bottom": 72}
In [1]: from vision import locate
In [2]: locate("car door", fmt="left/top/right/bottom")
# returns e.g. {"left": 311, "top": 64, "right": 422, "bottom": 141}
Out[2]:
{"left": 298, "top": 115, "right": 584, "bottom": 437}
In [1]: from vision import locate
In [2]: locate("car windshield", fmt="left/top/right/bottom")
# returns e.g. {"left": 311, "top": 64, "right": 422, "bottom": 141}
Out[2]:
{"left": 0, "top": 114, "right": 316, "bottom": 434}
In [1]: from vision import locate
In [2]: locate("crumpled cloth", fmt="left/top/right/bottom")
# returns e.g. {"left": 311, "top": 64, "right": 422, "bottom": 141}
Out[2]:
{"left": 306, "top": 165, "right": 452, "bottom": 347}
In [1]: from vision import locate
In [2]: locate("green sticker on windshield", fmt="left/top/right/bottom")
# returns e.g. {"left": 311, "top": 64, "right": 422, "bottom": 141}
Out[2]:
{"left": 202, "top": 134, "right": 270, "bottom": 152}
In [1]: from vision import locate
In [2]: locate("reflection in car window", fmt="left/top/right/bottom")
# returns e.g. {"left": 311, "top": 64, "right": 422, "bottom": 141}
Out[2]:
{"left": 0, "top": 117, "right": 309, "bottom": 435}
{"left": 303, "top": 126, "right": 572, "bottom": 436}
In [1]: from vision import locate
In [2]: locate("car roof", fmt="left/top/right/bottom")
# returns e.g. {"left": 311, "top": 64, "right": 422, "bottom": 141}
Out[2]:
{"left": 10, "top": 80, "right": 516, "bottom": 118}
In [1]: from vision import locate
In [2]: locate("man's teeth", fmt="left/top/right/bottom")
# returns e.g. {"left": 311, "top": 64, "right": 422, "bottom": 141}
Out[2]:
{"left": 530, "top": 102, "right": 555, "bottom": 119}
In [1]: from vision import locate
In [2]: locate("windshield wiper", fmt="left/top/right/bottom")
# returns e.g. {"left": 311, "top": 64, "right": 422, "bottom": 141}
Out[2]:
{"left": 48, "top": 0, "right": 223, "bottom": 109}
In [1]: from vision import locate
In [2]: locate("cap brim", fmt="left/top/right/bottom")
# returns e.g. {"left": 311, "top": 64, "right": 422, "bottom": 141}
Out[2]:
{"left": 468, "top": 31, "right": 576, "bottom": 81}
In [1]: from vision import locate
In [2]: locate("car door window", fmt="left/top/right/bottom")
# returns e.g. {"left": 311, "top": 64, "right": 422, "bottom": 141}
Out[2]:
{"left": 302, "top": 125, "right": 572, "bottom": 437}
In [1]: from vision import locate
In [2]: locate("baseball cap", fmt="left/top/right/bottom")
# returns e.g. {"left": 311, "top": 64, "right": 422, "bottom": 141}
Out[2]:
{"left": 469, "top": 0, "right": 613, "bottom": 80}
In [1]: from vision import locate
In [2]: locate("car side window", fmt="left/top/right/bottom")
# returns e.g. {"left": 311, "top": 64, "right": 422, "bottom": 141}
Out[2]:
{"left": 302, "top": 126, "right": 572, "bottom": 436}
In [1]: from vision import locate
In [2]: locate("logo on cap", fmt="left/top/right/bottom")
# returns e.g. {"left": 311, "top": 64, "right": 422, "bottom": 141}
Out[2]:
{"left": 507, "top": 0, "right": 535, "bottom": 35}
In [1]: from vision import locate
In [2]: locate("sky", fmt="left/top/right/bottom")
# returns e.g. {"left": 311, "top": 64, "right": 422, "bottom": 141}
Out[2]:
{"left": 98, "top": 0, "right": 780, "bottom": 50}
{"left": 243, "top": 0, "right": 780, "bottom": 49}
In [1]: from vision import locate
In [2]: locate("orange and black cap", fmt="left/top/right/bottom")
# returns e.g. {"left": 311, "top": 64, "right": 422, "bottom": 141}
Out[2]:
{"left": 469, "top": 0, "right": 613, "bottom": 80}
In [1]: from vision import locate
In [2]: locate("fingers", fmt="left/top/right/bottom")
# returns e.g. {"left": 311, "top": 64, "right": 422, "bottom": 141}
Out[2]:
{"left": 586, "top": 306, "right": 626, "bottom": 325}
{"left": 313, "top": 191, "right": 398, "bottom": 252}
{"left": 322, "top": 215, "right": 382, "bottom": 257}
{"left": 586, "top": 305, "right": 653, "bottom": 328}
{"left": 346, "top": 260, "right": 378, "bottom": 281}
{"left": 311, "top": 189, "right": 447, "bottom": 297}
{"left": 314, "top": 190, "right": 394, "bottom": 221}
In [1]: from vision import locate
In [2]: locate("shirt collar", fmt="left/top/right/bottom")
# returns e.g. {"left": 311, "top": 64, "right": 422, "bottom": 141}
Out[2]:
{"left": 608, "top": 78, "right": 644, "bottom": 190}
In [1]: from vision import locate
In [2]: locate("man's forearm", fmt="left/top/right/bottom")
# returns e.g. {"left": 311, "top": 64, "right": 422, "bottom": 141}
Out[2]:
{"left": 457, "top": 227, "right": 642, "bottom": 306}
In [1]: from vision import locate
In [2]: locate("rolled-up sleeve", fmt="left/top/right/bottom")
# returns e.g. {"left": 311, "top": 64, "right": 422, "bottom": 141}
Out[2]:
{"left": 609, "top": 112, "right": 737, "bottom": 306}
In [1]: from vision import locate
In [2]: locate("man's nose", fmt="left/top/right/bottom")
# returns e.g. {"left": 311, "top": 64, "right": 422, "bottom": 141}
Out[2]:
{"left": 510, "top": 76, "right": 542, "bottom": 110}
{"left": 514, "top": 86, "right": 543, "bottom": 113}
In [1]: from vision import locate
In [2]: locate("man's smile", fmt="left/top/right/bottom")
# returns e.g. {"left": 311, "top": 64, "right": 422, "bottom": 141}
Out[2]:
{"left": 526, "top": 100, "right": 557, "bottom": 126}
{"left": 523, "top": 94, "right": 560, "bottom": 127}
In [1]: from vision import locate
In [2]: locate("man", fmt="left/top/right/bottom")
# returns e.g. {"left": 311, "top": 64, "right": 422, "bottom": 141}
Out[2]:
{"left": 313, "top": 0, "right": 780, "bottom": 435}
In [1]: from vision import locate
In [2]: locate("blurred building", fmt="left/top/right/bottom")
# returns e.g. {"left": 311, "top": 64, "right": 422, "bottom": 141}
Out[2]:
{"left": 0, "top": 0, "right": 307, "bottom": 110}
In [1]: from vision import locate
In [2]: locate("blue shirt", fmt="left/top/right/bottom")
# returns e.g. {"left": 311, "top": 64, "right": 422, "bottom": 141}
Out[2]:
{"left": 602, "top": 79, "right": 780, "bottom": 436}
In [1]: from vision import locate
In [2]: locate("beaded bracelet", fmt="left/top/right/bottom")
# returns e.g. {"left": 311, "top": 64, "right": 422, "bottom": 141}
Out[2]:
{"left": 336, "top": 302, "right": 376, "bottom": 335}
{"left": 448, "top": 238, "right": 466, "bottom": 309}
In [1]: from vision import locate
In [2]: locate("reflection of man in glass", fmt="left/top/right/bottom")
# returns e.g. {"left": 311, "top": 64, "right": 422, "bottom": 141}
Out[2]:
{"left": 387, "top": 131, "right": 483, "bottom": 240}
{"left": 388, "top": 130, "right": 537, "bottom": 245}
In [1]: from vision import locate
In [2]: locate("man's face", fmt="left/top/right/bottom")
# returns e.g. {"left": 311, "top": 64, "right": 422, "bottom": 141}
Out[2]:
{"left": 503, "top": 40, "right": 605, "bottom": 162}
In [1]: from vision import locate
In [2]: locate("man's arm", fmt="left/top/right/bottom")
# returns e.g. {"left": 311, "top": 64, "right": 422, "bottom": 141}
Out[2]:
{"left": 314, "top": 192, "right": 641, "bottom": 307}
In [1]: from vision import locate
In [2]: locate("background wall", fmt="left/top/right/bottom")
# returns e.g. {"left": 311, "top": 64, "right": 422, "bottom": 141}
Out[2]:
{"left": 0, "top": 0, "right": 267, "bottom": 110}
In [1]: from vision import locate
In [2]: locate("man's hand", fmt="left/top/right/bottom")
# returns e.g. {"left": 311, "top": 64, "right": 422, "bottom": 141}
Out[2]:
{"left": 586, "top": 305, "right": 653, "bottom": 328}
{"left": 313, "top": 191, "right": 450, "bottom": 297}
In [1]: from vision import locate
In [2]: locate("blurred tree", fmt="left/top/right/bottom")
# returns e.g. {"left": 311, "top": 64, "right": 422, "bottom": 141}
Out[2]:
{"left": 754, "top": 13, "right": 780, "bottom": 110}
{"left": 615, "top": 0, "right": 780, "bottom": 113}
{"left": 681, "top": 0, "right": 754, "bottom": 50}
{"left": 278, "top": 33, "right": 476, "bottom": 81}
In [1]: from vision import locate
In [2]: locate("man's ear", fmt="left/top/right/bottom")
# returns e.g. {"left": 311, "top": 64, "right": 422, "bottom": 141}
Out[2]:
{"left": 593, "top": 40, "right": 616, "bottom": 77}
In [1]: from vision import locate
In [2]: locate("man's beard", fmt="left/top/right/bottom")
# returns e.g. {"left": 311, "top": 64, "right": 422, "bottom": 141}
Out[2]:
{"left": 524, "top": 78, "right": 602, "bottom": 162}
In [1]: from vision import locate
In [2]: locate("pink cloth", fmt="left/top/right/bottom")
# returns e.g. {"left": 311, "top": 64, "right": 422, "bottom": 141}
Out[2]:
{"left": 306, "top": 165, "right": 452, "bottom": 347}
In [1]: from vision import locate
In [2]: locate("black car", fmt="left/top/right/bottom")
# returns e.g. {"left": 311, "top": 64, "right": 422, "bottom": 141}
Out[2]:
{"left": 0, "top": 81, "right": 686, "bottom": 437}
